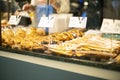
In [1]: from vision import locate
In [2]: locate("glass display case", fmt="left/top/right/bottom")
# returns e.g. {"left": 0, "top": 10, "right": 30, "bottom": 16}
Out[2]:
{"left": 0, "top": 0, "right": 120, "bottom": 80}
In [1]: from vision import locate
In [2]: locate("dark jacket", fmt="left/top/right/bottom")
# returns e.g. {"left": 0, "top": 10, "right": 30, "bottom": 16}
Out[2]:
{"left": 103, "top": 0, "right": 120, "bottom": 19}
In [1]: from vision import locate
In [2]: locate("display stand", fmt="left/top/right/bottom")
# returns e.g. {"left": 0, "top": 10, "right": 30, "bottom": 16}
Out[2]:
{"left": 0, "top": 50, "right": 120, "bottom": 80}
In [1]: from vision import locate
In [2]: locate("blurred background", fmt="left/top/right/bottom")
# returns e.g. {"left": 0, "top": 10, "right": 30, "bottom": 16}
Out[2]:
{"left": 0, "top": 0, "right": 120, "bottom": 29}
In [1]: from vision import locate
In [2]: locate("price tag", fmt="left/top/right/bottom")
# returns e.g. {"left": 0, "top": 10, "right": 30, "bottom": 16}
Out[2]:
{"left": 69, "top": 17, "right": 87, "bottom": 28}
{"left": 8, "top": 15, "right": 21, "bottom": 25}
{"left": 115, "top": 20, "right": 120, "bottom": 33}
{"left": 100, "top": 19, "right": 120, "bottom": 34}
{"left": 38, "top": 16, "right": 55, "bottom": 28}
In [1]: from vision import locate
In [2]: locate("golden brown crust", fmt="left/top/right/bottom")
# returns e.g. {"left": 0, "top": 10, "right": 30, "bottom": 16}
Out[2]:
{"left": 115, "top": 54, "right": 120, "bottom": 64}
{"left": 49, "top": 48, "right": 73, "bottom": 56}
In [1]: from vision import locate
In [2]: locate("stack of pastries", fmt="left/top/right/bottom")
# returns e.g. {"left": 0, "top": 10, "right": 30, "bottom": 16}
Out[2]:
{"left": 2, "top": 27, "right": 46, "bottom": 50}
{"left": 2, "top": 27, "right": 120, "bottom": 63}
{"left": 2, "top": 27, "right": 84, "bottom": 50}
{"left": 49, "top": 35, "right": 120, "bottom": 58}
{"left": 49, "top": 28, "right": 84, "bottom": 41}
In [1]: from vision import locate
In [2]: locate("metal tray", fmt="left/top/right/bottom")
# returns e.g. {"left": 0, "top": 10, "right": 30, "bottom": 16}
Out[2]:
{"left": 0, "top": 46, "right": 120, "bottom": 71}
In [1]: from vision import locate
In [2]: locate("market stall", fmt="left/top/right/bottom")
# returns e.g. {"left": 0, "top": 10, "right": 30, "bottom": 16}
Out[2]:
{"left": 0, "top": 0, "right": 120, "bottom": 80}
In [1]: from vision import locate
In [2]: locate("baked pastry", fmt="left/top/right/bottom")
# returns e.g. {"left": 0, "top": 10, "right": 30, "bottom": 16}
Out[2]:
{"left": 36, "top": 28, "right": 46, "bottom": 36}
{"left": 2, "top": 29, "right": 14, "bottom": 45}
{"left": 14, "top": 28, "right": 26, "bottom": 38}
{"left": 49, "top": 35, "right": 120, "bottom": 58}
{"left": 1, "top": 19, "right": 8, "bottom": 28}
{"left": 115, "top": 54, "right": 120, "bottom": 64}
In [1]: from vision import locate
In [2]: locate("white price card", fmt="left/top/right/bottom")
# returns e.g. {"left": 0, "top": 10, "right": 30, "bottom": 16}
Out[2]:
{"left": 38, "top": 16, "right": 55, "bottom": 28}
{"left": 69, "top": 17, "right": 87, "bottom": 28}
{"left": 8, "top": 15, "right": 21, "bottom": 25}
{"left": 100, "top": 19, "right": 120, "bottom": 34}
{"left": 115, "top": 20, "right": 120, "bottom": 33}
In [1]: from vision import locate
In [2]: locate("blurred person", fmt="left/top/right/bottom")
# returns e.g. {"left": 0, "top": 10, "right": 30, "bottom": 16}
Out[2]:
{"left": 103, "top": 0, "right": 120, "bottom": 19}
{"left": 22, "top": 0, "right": 70, "bottom": 26}
{"left": 22, "top": 0, "right": 53, "bottom": 27}
{"left": 49, "top": 0, "right": 70, "bottom": 13}
{"left": 15, "top": 0, "right": 31, "bottom": 8}
{"left": 70, "top": 0, "right": 83, "bottom": 16}
{"left": 0, "top": 0, "right": 20, "bottom": 19}
{"left": 22, "top": 0, "right": 70, "bottom": 34}
{"left": 29, "top": 0, "right": 70, "bottom": 13}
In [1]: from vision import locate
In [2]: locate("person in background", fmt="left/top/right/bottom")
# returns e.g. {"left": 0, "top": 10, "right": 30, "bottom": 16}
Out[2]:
{"left": 70, "top": 0, "right": 83, "bottom": 16}
{"left": 103, "top": 0, "right": 120, "bottom": 19}
{"left": 29, "top": 0, "right": 53, "bottom": 26}
{"left": 22, "top": 0, "right": 70, "bottom": 34}
{"left": 0, "top": 0, "right": 20, "bottom": 28}
{"left": 22, "top": 0, "right": 70, "bottom": 26}
{"left": 30, "top": 0, "right": 70, "bottom": 13}
{"left": 15, "top": 0, "right": 31, "bottom": 9}
{"left": 49, "top": 0, "right": 70, "bottom": 13}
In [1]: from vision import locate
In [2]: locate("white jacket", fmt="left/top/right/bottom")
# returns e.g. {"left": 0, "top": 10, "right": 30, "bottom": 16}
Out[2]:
{"left": 31, "top": 0, "right": 70, "bottom": 13}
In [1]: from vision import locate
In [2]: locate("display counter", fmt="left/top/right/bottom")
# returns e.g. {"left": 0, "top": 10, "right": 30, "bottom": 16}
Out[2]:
{"left": 0, "top": 49, "right": 120, "bottom": 80}
{"left": 0, "top": 28, "right": 120, "bottom": 80}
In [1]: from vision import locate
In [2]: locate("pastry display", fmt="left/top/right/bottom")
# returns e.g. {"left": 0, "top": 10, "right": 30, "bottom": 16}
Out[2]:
{"left": 49, "top": 28, "right": 84, "bottom": 41}
{"left": 2, "top": 26, "right": 120, "bottom": 65}
{"left": 1, "top": 27, "right": 84, "bottom": 51}
{"left": 1, "top": 27, "right": 120, "bottom": 65}
{"left": 49, "top": 35, "right": 120, "bottom": 58}
{"left": 1, "top": 27, "right": 46, "bottom": 49}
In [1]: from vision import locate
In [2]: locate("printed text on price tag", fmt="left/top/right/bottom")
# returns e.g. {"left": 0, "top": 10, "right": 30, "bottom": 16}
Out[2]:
{"left": 69, "top": 17, "right": 87, "bottom": 28}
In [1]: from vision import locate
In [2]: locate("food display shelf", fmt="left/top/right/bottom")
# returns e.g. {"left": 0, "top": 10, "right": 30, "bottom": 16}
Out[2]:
{"left": 0, "top": 46, "right": 120, "bottom": 71}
